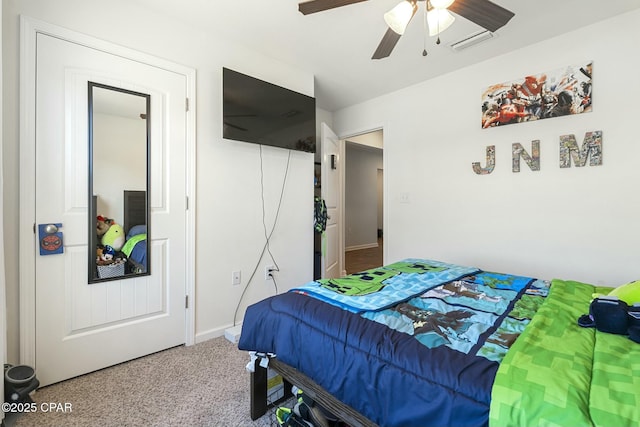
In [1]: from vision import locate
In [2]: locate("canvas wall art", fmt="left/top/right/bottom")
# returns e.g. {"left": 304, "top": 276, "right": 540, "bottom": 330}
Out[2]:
{"left": 481, "top": 61, "right": 592, "bottom": 129}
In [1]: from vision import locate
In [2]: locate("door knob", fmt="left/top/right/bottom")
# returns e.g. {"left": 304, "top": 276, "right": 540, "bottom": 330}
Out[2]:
{"left": 44, "top": 224, "right": 58, "bottom": 234}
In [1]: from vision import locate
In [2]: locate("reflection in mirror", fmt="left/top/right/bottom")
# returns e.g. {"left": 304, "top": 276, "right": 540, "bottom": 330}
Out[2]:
{"left": 88, "top": 82, "right": 150, "bottom": 283}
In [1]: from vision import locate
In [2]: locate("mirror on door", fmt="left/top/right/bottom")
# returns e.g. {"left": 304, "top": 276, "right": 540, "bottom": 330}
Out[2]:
{"left": 88, "top": 82, "right": 150, "bottom": 283}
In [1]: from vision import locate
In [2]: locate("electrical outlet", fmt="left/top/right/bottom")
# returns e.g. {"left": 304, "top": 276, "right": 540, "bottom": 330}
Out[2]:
{"left": 265, "top": 265, "right": 275, "bottom": 281}
{"left": 232, "top": 271, "right": 241, "bottom": 286}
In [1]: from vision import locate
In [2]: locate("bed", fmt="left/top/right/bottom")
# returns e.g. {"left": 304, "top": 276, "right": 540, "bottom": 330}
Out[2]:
{"left": 238, "top": 258, "right": 640, "bottom": 427}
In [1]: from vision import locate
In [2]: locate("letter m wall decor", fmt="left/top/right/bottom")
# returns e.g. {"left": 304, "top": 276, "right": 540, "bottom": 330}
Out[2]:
{"left": 559, "top": 131, "right": 603, "bottom": 168}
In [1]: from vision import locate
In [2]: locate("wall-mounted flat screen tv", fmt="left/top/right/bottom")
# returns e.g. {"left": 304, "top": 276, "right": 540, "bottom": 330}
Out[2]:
{"left": 223, "top": 67, "right": 316, "bottom": 153}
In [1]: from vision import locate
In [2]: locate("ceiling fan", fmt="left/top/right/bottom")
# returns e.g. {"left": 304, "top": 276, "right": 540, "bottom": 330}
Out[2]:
{"left": 298, "top": 0, "right": 514, "bottom": 59}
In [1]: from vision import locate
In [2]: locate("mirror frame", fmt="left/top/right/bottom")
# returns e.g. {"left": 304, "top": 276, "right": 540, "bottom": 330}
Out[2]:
{"left": 88, "top": 81, "right": 151, "bottom": 284}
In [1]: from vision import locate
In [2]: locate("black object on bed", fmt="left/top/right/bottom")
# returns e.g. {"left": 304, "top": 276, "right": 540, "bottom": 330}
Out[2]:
{"left": 122, "top": 190, "right": 148, "bottom": 273}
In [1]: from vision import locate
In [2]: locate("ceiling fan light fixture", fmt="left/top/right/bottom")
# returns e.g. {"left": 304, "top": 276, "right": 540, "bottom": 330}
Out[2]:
{"left": 384, "top": 1, "right": 418, "bottom": 35}
{"left": 430, "top": 0, "right": 455, "bottom": 9}
{"left": 427, "top": 8, "right": 455, "bottom": 37}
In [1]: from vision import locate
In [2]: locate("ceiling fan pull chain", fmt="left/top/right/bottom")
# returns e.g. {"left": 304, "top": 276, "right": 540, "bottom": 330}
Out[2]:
{"left": 422, "top": 2, "right": 428, "bottom": 56}
{"left": 436, "top": 8, "right": 441, "bottom": 45}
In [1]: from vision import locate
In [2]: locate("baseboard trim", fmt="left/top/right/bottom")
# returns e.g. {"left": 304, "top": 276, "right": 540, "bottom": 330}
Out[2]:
{"left": 195, "top": 324, "right": 241, "bottom": 344}
{"left": 345, "top": 242, "right": 379, "bottom": 252}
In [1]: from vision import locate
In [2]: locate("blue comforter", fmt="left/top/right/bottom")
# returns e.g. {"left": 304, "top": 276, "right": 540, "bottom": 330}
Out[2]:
{"left": 239, "top": 259, "right": 547, "bottom": 427}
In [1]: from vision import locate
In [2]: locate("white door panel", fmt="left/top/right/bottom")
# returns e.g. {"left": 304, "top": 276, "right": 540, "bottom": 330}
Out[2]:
{"left": 325, "top": 207, "right": 339, "bottom": 277}
{"left": 34, "top": 33, "right": 187, "bottom": 386}
{"left": 321, "top": 123, "right": 342, "bottom": 279}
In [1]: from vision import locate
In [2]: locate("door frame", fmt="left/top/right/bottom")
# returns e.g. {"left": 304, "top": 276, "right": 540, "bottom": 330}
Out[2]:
{"left": 19, "top": 16, "right": 197, "bottom": 367}
{"left": 337, "top": 125, "right": 387, "bottom": 272}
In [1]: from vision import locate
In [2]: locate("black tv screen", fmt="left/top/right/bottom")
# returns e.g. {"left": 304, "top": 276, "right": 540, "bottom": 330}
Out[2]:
{"left": 223, "top": 67, "right": 316, "bottom": 153}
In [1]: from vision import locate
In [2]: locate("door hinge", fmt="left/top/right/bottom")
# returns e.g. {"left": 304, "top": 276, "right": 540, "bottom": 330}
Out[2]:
{"left": 33, "top": 223, "right": 36, "bottom": 234}
{"left": 186, "top": 196, "right": 189, "bottom": 210}
{"left": 185, "top": 98, "right": 190, "bottom": 112}
{"left": 185, "top": 295, "right": 189, "bottom": 309}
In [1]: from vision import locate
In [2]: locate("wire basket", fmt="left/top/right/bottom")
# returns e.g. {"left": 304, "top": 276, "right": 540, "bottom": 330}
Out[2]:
{"left": 97, "top": 262, "right": 125, "bottom": 279}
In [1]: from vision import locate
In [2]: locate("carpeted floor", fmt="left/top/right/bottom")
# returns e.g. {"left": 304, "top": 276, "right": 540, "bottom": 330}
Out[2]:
{"left": 9, "top": 336, "right": 287, "bottom": 427}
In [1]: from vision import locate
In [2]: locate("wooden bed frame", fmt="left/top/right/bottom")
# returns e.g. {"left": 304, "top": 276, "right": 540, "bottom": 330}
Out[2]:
{"left": 250, "top": 357, "right": 378, "bottom": 427}
{"left": 123, "top": 190, "right": 146, "bottom": 235}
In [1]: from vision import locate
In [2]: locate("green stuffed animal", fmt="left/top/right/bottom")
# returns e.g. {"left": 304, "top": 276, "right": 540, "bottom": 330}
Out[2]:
{"left": 607, "top": 280, "right": 640, "bottom": 305}
{"left": 101, "top": 223, "right": 125, "bottom": 252}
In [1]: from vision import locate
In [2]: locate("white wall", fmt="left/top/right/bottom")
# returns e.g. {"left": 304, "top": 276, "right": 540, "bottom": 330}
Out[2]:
{"left": 2, "top": 0, "right": 315, "bottom": 361}
{"left": 1, "top": 1, "right": 6, "bottom": 419}
{"left": 345, "top": 143, "right": 383, "bottom": 250}
{"left": 94, "top": 112, "right": 147, "bottom": 222}
{"left": 347, "top": 130, "right": 383, "bottom": 149}
{"left": 334, "top": 9, "right": 640, "bottom": 287}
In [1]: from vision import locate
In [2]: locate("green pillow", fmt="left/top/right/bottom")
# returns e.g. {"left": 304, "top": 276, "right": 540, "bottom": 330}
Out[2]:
{"left": 608, "top": 280, "right": 640, "bottom": 305}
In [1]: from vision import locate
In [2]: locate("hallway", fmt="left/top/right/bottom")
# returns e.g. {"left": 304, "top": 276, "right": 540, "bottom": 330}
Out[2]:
{"left": 344, "top": 238, "right": 383, "bottom": 274}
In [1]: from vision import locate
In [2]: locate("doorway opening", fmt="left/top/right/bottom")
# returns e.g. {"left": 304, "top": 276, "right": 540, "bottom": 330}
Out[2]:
{"left": 344, "top": 130, "right": 383, "bottom": 274}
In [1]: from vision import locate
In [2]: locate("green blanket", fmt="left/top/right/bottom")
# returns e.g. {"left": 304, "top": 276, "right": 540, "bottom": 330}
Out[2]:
{"left": 490, "top": 279, "right": 640, "bottom": 427}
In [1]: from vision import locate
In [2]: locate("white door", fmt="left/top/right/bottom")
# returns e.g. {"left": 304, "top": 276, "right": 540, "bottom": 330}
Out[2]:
{"left": 320, "top": 123, "right": 343, "bottom": 279}
{"left": 34, "top": 33, "right": 187, "bottom": 386}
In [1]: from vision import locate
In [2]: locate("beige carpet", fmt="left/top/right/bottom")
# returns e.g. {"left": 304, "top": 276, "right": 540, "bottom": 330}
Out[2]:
{"left": 11, "top": 337, "right": 284, "bottom": 427}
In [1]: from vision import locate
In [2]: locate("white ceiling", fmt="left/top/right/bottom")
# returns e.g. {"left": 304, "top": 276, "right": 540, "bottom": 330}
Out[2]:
{"left": 131, "top": 0, "right": 640, "bottom": 112}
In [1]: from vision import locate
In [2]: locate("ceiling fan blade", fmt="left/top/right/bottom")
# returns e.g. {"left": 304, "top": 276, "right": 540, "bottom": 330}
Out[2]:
{"left": 298, "top": 0, "right": 368, "bottom": 15}
{"left": 371, "top": 28, "right": 402, "bottom": 60}
{"left": 372, "top": 3, "right": 418, "bottom": 60}
{"left": 448, "top": 0, "right": 515, "bottom": 33}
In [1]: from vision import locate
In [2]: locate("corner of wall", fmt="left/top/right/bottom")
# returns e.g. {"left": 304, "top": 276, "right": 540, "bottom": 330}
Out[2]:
{"left": 1, "top": 3, "right": 7, "bottom": 420}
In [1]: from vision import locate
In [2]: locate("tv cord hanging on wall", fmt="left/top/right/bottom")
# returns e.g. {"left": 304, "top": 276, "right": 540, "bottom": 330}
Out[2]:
{"left": 233, "top": 146, "right": 292, "bottom": 326}
{"left": 260, "top": 145, "right": 287, "bottom": 277}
